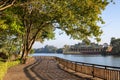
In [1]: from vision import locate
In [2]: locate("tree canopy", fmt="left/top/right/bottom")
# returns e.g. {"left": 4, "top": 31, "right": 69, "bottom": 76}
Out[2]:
{"left": 26, "top": 0, "right": 108, "bottom": 42}
{"left": 0, "top": 0, "right": 111, "bottom": 62}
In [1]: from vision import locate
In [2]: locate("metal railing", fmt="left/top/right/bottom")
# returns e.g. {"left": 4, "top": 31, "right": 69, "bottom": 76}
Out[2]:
{"left": 55, "top": 57, "right": 120, "bottom": 80}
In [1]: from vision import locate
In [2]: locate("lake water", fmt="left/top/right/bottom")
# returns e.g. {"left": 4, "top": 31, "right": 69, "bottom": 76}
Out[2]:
{"left": 32, "top": 53, "right": 120, "bottom": 67}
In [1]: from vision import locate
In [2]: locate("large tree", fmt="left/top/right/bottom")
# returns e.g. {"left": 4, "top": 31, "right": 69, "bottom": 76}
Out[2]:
{"left": 1, "top": 0, "right": 110, "bottom": 63}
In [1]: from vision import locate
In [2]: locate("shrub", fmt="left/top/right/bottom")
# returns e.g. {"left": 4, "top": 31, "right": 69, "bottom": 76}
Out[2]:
{"left": 0, "top": 60, "right": 20, "bottom": 80}
{"left": 0, "top": 52, "right": 8, "bottom": 62}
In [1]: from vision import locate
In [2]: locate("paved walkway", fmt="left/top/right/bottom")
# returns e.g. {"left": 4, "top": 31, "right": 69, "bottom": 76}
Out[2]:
{"left": 32, "top": 56, "right": 85, "bottom": 80}
{"left": 4, "top": 56, "right": 87, "bottom": 80}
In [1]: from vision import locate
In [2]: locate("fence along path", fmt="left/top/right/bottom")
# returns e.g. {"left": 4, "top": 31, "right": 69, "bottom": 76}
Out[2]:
{"left": 55, "top": 57, "right": 120, "bottom": 80}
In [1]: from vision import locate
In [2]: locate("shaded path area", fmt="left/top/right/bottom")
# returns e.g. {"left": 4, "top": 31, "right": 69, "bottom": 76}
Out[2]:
{"left": 3, "top": 56, "right": 86, "bottom": 80}
{"left": 3, "top": 57, "right": 36, "bottom": 80}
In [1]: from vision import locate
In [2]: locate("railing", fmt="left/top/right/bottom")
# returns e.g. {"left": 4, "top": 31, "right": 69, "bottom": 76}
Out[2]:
{"left": 55, "top": 57, "right": 120, "bottom": 80}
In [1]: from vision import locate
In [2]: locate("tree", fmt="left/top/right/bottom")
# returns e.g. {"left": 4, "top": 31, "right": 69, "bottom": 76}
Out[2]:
{"left": 110, "top": 37, "right": 116, "bottom": 45}
{"left": 1, "top": 0, "right": 110, "bottom": 63}
{"left": 110, "top": 37, "right": 120, "bottom": 55}
{"left": 34, "top": 45, "right": 57, "bottom": 53}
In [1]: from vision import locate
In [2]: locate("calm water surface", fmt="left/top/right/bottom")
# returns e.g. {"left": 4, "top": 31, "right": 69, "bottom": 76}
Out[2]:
{"left": 33, "top": 53, "right": 120, "bottom": 67}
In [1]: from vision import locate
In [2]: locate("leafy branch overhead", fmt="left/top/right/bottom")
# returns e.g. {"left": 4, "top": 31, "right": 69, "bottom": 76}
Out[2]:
{"left": 0, "top": 0, "right": 16, "bottom": 11}
{"left": 17, "top": 0, "right": 109, "bottom": 41}
{"left": 0, "top": 0, "right": 110, "bottom": 62}
{"left": 1, "top": 0, "right": 109, "bottom": 42}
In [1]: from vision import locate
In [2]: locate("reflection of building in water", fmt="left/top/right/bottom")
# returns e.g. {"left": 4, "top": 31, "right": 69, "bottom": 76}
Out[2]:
{"left": 63, "top": 41, "right": 104, "bottom": 54}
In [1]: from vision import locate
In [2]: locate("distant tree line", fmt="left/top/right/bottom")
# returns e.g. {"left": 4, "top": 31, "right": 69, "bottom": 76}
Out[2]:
{"left": 34, "top": 45, "right": 63, "bottom": 53}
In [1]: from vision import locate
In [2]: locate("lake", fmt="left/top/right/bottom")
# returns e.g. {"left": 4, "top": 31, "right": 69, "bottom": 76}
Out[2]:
{"left": 32, "top": 53, "right": 120, "bottom": 67}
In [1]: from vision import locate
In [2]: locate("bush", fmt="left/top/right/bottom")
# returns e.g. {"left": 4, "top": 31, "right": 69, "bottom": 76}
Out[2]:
{"left": 0, "top": 52, "right": 8, "bottom": 62}
{"left": 0, "top": 60, "right": 20, "bottom": 80}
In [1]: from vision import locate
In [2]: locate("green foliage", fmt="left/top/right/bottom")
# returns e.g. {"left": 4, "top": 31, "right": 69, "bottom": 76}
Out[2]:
{"left": 30, "top": 49, "right": 35, "bottom": 54}
{"left": 0, "top": 9, "right": 23, "bottom": 34}
{"left": 22, "top": 0, "right": 109, "bottom": 42}
{"left": 0, "top": 60, "right": 20, "bottom": 80}
{"left": 0, "top": 8, "right": 23, "bottom": 57}
{"left": 0, "top": 0, "right": 111, "bottom": 60}
{"left": 0, "top": 33, "right": 22, "bottom": 58}
{"left": 110, "top": 38, "right": 120, "bottom": 55}
{"left": 0, "top": 20, "right": 8, "bottom": 30}
{"left": 7, "top": 0, "right": 110, "bottom": 43}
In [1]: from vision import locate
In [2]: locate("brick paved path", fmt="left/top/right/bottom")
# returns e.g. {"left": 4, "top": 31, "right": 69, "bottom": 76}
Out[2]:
{"left": 31, "top": 56, "right": 84, "bottom": 80}
{"left": 4, "top": 56, "right": 86, "bottom": 80}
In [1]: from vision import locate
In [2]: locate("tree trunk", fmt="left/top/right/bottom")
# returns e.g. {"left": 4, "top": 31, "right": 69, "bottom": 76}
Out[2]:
{"left": 20, "top": 16, "right": 46, "bottom": 64}
{"left": 20, "top": 48, "right": 31, "bottom": 64}
{"left": 20, "top": 38, "right": 35, "bottom": 64}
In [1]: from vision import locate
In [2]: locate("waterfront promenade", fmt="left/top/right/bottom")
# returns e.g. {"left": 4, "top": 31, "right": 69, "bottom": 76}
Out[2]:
{"left": 3, "top": 56, "right": 86, "bottom": 80}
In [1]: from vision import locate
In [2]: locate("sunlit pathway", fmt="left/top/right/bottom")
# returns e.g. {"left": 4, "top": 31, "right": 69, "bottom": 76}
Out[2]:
{"left": 4, "top": 56, "right": 86, "bottom": 80}
{"left": 32, "top": 56, "right": 84, "bottom": 80}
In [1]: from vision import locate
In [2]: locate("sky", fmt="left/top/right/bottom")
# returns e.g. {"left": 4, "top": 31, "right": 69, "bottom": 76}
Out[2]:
{"left": 32, "top": 0, "right": 120, "bottom": 49}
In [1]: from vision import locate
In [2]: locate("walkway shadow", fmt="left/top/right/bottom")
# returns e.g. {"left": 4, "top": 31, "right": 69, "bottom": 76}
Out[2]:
{"left": 23, "top": 57, "right": 44, "bottom": 80}
{"left": 24, "top": 56, "right": 86, "bottom": 80}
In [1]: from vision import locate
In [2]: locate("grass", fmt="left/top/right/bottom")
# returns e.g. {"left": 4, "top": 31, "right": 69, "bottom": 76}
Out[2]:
{"left": 0, "top": 60, "right": 20, "bottom": 80}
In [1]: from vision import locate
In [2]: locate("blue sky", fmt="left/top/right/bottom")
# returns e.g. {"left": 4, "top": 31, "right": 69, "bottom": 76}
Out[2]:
{"left": 33, "top": 1, "right": 120, "bottom": 48}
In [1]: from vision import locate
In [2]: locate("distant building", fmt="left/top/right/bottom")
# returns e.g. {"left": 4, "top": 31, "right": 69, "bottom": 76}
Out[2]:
{"left": 103, "top": 43, "right": 108, "bottom": 47}
{"left": 63, "top": 42, "right": 103, "bottom": 54}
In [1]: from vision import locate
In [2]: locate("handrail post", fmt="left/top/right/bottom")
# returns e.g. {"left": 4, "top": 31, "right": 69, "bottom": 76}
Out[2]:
{"left": 104, "top": 66, "right": 107, "bottom": 80}
{"left": 92, "top": 64, "right": 94, "bottom": 78}
{"left": 65, "top": 60, "right": 67, "bottom": 69}
{"left": 74, "top": 62, "right": 77, "bottom": 72}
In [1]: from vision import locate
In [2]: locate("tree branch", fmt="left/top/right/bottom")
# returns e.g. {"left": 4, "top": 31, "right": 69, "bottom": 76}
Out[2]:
{"left": 28, "top": 22, "right": 50, "bottom": 50}
{"left": 0, "top": 0, "right": 16, "bottom": 11}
